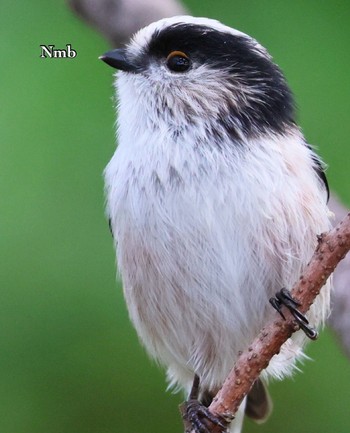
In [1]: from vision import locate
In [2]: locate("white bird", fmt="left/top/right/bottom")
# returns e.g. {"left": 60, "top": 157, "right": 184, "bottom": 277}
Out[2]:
{"left": 100, "top": 16, "right": 331, "bottom": 433}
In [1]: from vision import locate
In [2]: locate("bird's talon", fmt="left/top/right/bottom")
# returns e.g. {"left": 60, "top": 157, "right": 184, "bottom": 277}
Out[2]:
{"left": 269, "top": 297, "right": 286, "bottom": 320}
{"left": 298, "top": 321, "right": 319, "bottom": 340}
{"left": 182, "top": 399, "right": 229, "bottom": 433}
{"left": 270, "top": 288, "right": 317, "bottom": 340}
{"left": 277, "top": 288, "right": 301, "bottom": 307}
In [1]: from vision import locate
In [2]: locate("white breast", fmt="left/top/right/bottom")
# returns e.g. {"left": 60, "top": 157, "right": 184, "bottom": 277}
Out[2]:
{"left": 105, "top": 106, "right": 331, "bottom": 392}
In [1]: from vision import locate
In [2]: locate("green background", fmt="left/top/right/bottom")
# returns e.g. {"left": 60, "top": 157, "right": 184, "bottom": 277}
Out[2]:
{"left": 1, "top": 1, "right": 349, "bottom": 432}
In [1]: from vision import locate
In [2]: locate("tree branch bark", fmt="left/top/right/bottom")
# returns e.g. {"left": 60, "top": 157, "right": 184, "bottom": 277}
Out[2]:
{"left": 327, "top": 195, "right": 350, "bottom": 356}
{"left": 68, "top": 0, "right": 187, "bottom": 46}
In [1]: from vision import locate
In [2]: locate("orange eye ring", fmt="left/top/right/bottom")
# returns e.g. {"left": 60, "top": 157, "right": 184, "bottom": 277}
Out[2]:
{"left": 166, "top": 51, "right": 191, "bottom": 72}
{"left": 166, "top": 50, "right": 189, "bottom": 61}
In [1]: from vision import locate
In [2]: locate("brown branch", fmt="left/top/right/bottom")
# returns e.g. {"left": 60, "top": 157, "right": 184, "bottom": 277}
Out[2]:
{"left": 68, "top": 0, "right": 187, "bottom": 46}
{"left": 201, "top": 213, "right": 350, "bottom": 431}
{"left": 328, "top": 195, "right": 350, "bottom": 356}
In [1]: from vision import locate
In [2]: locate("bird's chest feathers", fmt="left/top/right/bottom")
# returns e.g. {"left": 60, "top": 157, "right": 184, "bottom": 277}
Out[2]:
{"left": 105, "top": 132, "right": 324, "bottom": 309}
{"left": 106, "top": 131, "right": 244, "bottom": 248}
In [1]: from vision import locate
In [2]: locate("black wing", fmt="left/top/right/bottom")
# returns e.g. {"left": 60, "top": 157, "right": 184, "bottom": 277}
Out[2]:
{"left": 108, "top": 217, "right": 114, "bottom": 237}
{"left": 306, "top": 143, "right": 329, "bottom": 202}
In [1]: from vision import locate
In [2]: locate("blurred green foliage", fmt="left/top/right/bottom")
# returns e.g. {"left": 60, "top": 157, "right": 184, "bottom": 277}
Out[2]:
{"left": 1, "top": 1, "right": 349, "bottom": 432}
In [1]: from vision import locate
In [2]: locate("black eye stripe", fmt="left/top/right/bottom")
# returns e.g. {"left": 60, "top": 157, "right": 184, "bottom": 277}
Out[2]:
{"left": 146, "top": 23, "right": 295, "bottom": 135}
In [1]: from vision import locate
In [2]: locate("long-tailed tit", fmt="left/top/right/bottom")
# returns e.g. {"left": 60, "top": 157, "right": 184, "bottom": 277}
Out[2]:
{"left": 100, "top": 16, "right": 331, "bottom": 433}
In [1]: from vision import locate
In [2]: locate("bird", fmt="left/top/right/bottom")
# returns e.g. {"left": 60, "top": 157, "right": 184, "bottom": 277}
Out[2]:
{"left": 100, "top": 15, "right": 332, "bottom": 433}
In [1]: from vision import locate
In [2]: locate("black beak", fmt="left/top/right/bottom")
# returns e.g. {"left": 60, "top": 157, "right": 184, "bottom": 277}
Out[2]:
{"left": 99, "top": 48, "right": 138, "bottom": 72}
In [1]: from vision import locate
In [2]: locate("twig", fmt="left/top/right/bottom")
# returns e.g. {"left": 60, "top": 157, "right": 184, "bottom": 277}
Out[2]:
{"left": 202, "top": 213, "right": 350, "bottom": 431}
{"left": 68, "top": 0, "right": 187, "bottom": 46}
{"left": 328, "top": 195, "right": 350, "bottom": 356}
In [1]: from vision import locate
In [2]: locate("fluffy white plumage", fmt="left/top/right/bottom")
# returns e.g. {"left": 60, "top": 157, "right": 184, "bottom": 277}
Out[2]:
{"left": 103, "top": 16, "right": 331, "bottom": 432}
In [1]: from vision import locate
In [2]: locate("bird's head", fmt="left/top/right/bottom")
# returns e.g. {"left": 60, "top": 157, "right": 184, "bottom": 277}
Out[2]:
{"left": 100, "top": 16, "right": 295, "bottom": 142}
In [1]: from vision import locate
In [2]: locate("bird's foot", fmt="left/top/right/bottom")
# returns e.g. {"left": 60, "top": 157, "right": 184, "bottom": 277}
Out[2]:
{"left": 180, "top": 399, "right": 231, "bottom": 433}
{"left": 269, "top": 288, "right": 318, "bottom": 340}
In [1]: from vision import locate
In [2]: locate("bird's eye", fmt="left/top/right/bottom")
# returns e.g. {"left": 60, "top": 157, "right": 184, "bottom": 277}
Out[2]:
{"left": 166, "top": 51, "right": 191, "bottom": 73}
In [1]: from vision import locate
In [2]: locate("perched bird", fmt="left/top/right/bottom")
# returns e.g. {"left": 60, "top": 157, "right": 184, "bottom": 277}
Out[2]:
{"left": 100, "top": 16, "right": 331, "bottom": 433}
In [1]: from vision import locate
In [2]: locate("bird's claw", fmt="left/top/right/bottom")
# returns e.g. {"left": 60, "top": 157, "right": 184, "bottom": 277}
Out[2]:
{"left": 181, "top": 399, "right": 230, "bottom": 433}
{"left": 269, "top": 288, "right": 318, "bottom": 340}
